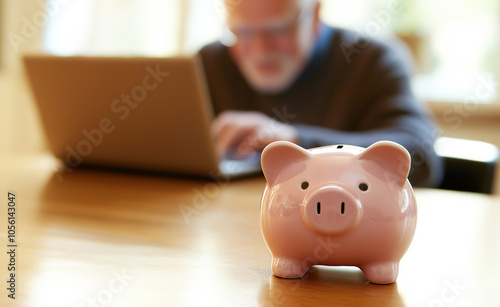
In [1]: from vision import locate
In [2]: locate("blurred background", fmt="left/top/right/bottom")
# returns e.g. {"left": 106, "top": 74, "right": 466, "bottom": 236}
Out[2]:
{"left": 1, "top": 0, "right": 499, "bottom": 191}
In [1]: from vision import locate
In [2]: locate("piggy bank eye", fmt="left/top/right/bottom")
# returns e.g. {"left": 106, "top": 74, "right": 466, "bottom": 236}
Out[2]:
{"left": 301, "top": 181, "right": 309, "bottom": 190}
{"left": 359, "top": 183, "right": 368, "bottom": 191}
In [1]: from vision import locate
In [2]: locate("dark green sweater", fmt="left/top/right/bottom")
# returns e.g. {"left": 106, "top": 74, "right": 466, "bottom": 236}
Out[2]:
{"left": 198, "top": 24, "right": 443, "bottom": 187}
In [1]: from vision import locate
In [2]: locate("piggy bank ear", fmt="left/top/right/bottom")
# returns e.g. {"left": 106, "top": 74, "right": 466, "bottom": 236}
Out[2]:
{"left": 358, "top": 141, "right": 411, "bottom": 186}
{"left": 261, "top": 141, "right": 312, "bottom": 186}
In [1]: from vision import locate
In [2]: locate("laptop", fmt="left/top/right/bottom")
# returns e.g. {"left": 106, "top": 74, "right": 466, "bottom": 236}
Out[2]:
{"left": 23, "top": 55, "right": 261, "bottom": 179}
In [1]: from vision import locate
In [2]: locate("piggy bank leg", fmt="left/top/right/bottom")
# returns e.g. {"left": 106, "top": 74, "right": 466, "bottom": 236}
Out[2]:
{"left": 272, "top": 257, "right": 308, "bottom": 279}
{"left": 359, "top": 262, "right": 399, "bottom": 284}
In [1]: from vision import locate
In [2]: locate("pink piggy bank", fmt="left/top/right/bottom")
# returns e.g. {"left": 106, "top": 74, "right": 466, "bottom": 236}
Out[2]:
{"left": 260, "top": 141, "right": 417, "bottom": 284}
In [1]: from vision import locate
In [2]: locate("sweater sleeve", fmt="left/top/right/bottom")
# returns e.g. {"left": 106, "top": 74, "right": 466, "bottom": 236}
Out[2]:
{"left": 294, "top": 39, "right": 443, "bottom": 188}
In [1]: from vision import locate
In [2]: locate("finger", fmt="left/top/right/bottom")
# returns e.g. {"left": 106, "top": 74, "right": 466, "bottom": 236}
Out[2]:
{"left": 210, "top": 113, "right": 226, "bottom": 140}
{"left": 233, "top": 133, "right": 261, "bottom": 158}
{"left": 210, "top": 110, "right": 240, "bottom": 140}
{"left": 215, "top": 124, "right": 254, "bottom": 158}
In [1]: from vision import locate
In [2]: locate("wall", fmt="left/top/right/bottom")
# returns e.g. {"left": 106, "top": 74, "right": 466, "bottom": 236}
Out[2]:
{"left": 0, "top": 0, "right": 47, "bottom": 155}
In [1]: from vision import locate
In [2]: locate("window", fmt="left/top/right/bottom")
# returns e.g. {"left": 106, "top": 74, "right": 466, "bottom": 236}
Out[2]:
{"left": 320, "top": 0, "right": 499, "bottom": 104}
{"left": 43, "top": 0, "right": 223, "bottom": 56}
{"left": 42, "top": 0, "right": 499, "bottom": 105}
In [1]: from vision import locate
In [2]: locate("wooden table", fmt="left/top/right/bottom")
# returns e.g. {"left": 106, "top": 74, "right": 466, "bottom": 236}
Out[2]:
{"left": 1, "top": 154, "right": 499, "bottom": 307}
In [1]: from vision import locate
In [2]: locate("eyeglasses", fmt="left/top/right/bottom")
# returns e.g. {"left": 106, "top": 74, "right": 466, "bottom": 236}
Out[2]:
{"left": 220, "top": 10, "right": 313, "bottom": 46}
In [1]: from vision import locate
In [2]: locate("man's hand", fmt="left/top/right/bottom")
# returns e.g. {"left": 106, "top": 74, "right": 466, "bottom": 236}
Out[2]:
{"left": 211, "top": 110, "right": 298, "bottom": 159}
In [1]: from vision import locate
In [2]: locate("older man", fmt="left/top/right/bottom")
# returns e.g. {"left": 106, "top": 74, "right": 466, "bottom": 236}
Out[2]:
{"left": 199, "top": 0, "right": 443, "bottom": 187}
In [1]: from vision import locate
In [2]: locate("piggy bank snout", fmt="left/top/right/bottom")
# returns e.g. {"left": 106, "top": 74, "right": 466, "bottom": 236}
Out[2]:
{"left": 302, "top": 186, "right": 361, "bottom": 234}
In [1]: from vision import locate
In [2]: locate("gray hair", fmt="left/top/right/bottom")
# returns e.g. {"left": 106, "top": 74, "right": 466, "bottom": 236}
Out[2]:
{"left": 296, "top": 0, "right": 318, "bottom": 11}
{"left": 223, "top": 0, "right": 318, "bottom": 12}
